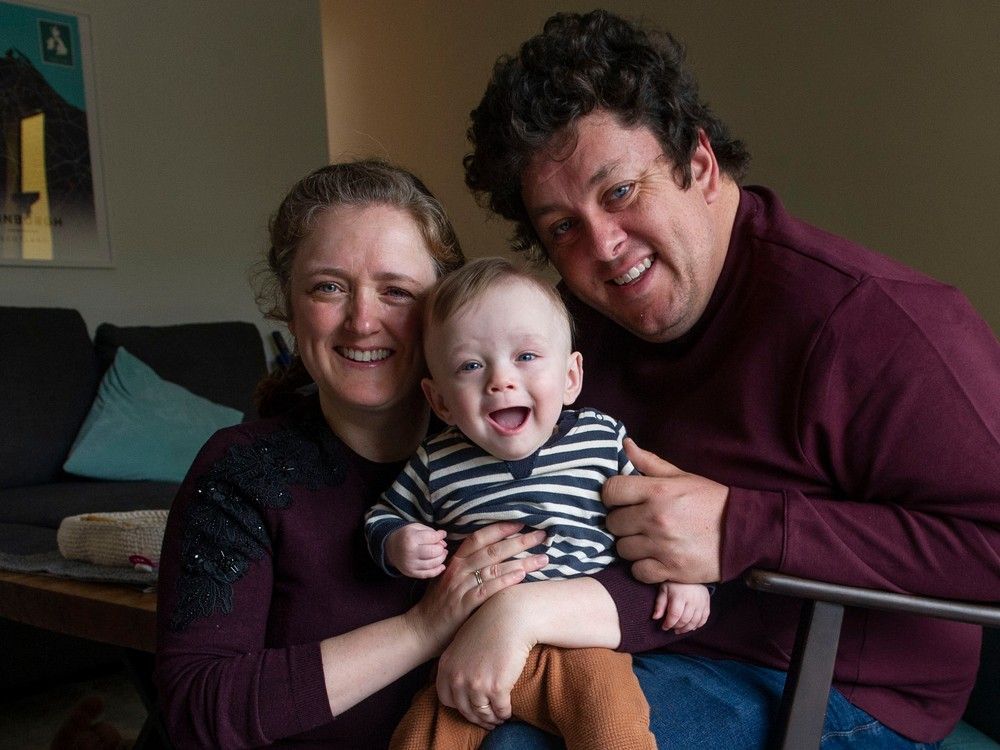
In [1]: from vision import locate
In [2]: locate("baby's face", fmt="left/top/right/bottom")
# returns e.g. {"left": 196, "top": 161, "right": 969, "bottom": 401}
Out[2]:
{"left": 422, "top": 279, "right": 582, "bottom": 461}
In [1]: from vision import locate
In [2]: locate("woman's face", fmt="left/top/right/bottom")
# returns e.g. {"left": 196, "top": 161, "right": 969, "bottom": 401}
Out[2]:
{"left": 287, "top": 203, "right": 439, "bottom": 422}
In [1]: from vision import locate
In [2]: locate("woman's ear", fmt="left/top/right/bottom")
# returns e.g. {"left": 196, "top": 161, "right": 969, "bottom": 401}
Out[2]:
{"left": 563, "top": 351, "right": 584, "bottom": 405}
{"left": 421, "top": 377, "right": 455, "bottom": 425}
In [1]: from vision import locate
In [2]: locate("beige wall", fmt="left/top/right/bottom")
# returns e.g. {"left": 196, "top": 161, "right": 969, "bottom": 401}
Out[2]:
{"left": 321, "top": 1, "right": 999, "bottom": 331}
{"left": 1, "top": 1, "right": 328, "bottom": 336}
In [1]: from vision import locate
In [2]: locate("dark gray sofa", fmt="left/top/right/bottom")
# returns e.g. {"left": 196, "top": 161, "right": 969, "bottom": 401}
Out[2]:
{"left": 0, "top": 305, "right": 267, "bottom": 694}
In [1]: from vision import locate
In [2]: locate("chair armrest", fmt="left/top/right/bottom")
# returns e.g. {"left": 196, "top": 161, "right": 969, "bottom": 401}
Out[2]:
{"left": 746, "top": 569, "right": 1000, "bottom": 627}
{"left": 744, "top": 569, "right": 1000, "bottom": 749}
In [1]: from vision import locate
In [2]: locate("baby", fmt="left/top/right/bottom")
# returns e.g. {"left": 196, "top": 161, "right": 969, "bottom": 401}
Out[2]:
{"left": 365, "top": 257, "right": 710, "bottom": 750}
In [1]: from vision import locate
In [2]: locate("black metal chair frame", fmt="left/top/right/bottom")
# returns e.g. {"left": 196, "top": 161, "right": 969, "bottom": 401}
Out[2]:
{"left": 745, "top": 569, "right": 1000, "bottom": 749}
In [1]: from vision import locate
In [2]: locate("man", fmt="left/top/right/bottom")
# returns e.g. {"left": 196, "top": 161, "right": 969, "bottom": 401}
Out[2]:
{"left": 463, "top": 9, "right": 1000, "bottom": 748}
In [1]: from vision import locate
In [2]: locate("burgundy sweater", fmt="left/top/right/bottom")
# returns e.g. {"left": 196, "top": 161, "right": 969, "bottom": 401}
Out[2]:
{"left": 587, "top": 186, "right": 1000, "bottom": 742}
{"left": 155, "top": 401, "right": 427, "bottom": 748}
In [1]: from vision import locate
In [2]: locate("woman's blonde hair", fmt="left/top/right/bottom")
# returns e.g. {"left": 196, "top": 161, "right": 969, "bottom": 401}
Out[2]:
{"left": 253, "top": 160, "right": 465, "bottom": 415}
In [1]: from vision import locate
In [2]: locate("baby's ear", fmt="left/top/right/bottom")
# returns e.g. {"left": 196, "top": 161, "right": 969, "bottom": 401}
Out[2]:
{"left": 563, "top": 351, "right": 583, "bottom": 405}
{"left": 421, "top": 377, "right": 455, "bottom": 425}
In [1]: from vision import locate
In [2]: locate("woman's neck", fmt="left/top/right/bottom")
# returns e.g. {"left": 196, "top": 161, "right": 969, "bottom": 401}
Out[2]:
{"left": 318, "top": 393, "right": 430, "bottom": 463}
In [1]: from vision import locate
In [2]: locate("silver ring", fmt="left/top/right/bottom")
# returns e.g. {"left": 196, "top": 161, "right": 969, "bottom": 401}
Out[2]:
{"left": 474, "top": 702, "right": 491, "bottom": 711}
{"left": 473, "top": 568, "right": 484, "bottom": 586}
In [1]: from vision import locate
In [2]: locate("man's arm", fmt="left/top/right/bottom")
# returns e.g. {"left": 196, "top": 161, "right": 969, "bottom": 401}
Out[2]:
{"left": 604, "top": 280, "right": 1000, "bottom": 603}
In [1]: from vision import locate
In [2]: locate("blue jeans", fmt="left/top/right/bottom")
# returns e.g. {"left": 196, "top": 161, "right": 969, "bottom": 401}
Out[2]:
{"left": 481, "top": 652, "right": 939, "bottom": 749}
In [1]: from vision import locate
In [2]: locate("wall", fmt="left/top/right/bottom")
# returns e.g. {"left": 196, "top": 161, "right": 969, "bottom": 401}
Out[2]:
{"left": 321, "top": 1, "right": 999, "bottom": 331}
{"left": 1, "top": 0, "right": 328, "bottom": 337}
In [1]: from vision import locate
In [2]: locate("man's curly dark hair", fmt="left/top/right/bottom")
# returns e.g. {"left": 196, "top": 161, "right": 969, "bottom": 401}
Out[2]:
{"left": 464, "top": 9, "right": 751, "bottom": 263}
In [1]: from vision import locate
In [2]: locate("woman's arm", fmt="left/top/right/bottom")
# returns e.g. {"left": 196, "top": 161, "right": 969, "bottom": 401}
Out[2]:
{"left": 321, "top": 523, "right": 549, "bottom": 717}
{"left": 434, "top": 576, "right": 621, "bottom": 724}
{"left": 156, "top": 427, "right": 548, "bottom": 747}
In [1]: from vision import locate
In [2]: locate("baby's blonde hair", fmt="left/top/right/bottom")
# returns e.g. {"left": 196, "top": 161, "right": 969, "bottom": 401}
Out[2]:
{"left": 424, "top": 256, "right": 575, "bottom": 345}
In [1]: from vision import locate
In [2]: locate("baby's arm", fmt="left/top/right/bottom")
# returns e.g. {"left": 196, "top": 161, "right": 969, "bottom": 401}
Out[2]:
{"left": 386, "top": 523, "right": 448, "bottom": 578}
{"left": 652, "top": 582, "right": 711, "bottom": 634}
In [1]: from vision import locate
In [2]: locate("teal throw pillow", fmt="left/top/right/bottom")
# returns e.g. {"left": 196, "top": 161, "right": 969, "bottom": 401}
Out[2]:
{"left": 63, "top": 347, "right": 243, "bottom": 483}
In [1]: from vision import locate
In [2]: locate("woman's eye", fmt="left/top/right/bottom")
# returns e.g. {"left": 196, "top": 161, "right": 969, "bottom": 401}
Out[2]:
{"left": 516, "top": 352, "right": 538, "bottom": 362}
{"left": 458, "top": 361, "right": 482, "bottom": 373}
{"left": 550, "top": 218, "right": 574, "bottom": 238}
{"left": 385, "top": 286, "right": 414, "bottom": 299}
{"left": 313, "top": 281, "right": 343, "bottom": 294}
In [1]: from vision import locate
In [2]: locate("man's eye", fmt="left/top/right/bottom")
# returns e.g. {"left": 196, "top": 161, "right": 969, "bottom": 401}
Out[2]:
{"left": 458, "top": 361, "right": 482, "bottom": 372}
{"left": 607, "top": 182, "right": 633, "bottom": 202}
{"left": 385, "top": 287, "right": 414, "bottom": 299}
{"left": 516, "top": 352, "right": 538, "bottom": 362}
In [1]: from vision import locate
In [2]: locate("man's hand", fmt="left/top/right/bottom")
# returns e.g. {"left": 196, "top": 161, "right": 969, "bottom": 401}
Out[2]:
{"left": 604, "top": 438, "right": 728, "bottom": 584}
{"left": 386, "top": 523, "right": 447, "bottom": 578}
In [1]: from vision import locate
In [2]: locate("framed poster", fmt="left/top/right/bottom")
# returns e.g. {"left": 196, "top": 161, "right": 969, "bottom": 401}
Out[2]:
{"left": 0, "top": 0, "right": 110, "bottom": 267}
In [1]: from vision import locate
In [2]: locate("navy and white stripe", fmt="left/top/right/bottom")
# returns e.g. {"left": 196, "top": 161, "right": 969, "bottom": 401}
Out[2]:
{"left": 365, "top": 408, "right": 635, "bottom": 581}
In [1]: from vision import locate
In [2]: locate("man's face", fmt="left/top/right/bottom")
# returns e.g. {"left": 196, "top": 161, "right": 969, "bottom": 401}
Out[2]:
{"left": 520, "top": 110, "right": 727, "bottom": 343}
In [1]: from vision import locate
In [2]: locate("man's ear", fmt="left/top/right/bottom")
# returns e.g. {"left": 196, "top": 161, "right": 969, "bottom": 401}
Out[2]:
{"left": 421, "top": 377, "right": 455, "bottom": 425}
{"left": 563, "top": 351, "right": 584, "bottom": 405}
{"left": 690, "top": 128, "right": 721, "bottom": 204}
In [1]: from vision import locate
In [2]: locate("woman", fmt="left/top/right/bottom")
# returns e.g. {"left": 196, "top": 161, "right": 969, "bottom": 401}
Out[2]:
{"left": 154, "top": 160, "right": 549, "bottom": 748}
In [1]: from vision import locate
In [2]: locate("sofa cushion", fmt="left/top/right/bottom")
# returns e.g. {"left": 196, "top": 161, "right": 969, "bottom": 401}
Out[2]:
{"left": 63, "top": 348, "right": 243, "bottom": 483}
{"left": 0, "top": 480, "right": 177, "bottom": 529}
{"left": 0, "top": 523, "right": 59, "bottom": 555}
{"left": 0, "top": 307, "right": 100, "bottom": 489}
{"left": 94, "top": 320, "right": 266, "bottom": 417}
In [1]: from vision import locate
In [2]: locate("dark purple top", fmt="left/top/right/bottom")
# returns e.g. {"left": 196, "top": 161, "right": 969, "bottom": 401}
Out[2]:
{"left": 587, "top": 186, "right": 1000, "bottom": 742}
{"left": 155, "top": 399, "right": 427, "bottom": 748}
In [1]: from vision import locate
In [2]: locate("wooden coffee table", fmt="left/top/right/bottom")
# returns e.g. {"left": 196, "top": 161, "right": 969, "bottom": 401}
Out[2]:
{"left": 0, "top": 569, "right": 169, "bottom": 748}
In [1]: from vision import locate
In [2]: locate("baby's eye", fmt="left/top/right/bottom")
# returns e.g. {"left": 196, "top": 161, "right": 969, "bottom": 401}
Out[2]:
{"left": 458, "top": 361, "right": 482, "bottom": 372}
{"left": 516, "top": 352, "right": 538, "bottom": 362}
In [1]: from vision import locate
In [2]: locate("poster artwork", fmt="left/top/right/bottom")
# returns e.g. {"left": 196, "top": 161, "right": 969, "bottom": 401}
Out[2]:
{"left": 0, "top": 0, "right": 109, "bottom": 266}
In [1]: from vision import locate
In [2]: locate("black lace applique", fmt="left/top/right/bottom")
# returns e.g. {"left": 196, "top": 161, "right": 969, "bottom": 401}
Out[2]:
{"left": 169, "top": 412, "right": 347, "bottom": 631}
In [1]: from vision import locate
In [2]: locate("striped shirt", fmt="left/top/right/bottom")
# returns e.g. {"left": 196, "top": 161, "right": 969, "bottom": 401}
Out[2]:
{"left": 364, "top": 408, "right": 636, "bottom": 581}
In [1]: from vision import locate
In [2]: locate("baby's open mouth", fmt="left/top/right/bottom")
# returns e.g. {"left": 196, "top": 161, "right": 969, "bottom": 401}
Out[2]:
{"left": 489, "top": 407, "right": 530, "bottom": 431}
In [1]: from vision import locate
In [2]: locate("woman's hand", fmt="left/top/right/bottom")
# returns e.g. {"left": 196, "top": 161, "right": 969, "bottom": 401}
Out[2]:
{"left": 316, "top": 522, "right": 545, "bottom": 720}
{"left": 434, "top": 588, "right": 532, "bottom": 729}
{"left": 403, "top": 521, "right": 548, "bottom": 654}
{"left": 434, "top": 577, "right": 621, "bottom": 729}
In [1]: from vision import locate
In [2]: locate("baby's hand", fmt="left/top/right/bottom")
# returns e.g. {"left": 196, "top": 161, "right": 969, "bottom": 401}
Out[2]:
{"left": 386, "top": 523, "right": 447, "bottom": 578}
{"left": 652, "top": 582, "right": 711, "bottom": 634}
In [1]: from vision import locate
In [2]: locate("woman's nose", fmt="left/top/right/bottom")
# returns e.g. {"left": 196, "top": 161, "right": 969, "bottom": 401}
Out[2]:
{"left": 345, "top": 292, "right": 378, "bottom": 335}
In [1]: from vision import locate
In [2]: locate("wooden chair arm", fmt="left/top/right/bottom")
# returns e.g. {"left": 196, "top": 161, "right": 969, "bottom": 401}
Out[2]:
{"left": 746, "top": 569, "right": 1000, "bottom": 627}
{"left": 744, "top": 569, "right": 1000, "bottom": 749}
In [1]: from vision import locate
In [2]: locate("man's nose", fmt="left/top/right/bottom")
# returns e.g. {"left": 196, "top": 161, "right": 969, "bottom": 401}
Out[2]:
{"left": 587, "top": 213, "right": 627, "bottom": 262}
